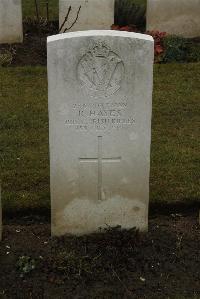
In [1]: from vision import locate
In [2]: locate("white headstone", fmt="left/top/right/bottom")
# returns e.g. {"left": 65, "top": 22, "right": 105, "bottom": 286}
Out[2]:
{"left": 0, "top": 0, "right": 23, "bottom": 44}
{"left": 47, "top": 30, "right": 154, "bottom": 236}
{"left": 59, "top": 0, "right": 114, "bottom": 32}
{"left": 147, "top": 0, "right": 200, "bottom": 38}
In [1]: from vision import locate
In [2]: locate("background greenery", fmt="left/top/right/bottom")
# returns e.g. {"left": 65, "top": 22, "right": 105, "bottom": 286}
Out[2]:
{"left": 0, "top": 64, "right": 199, "bottom": 213}
{"left": 22, "top": 0, "right": 147, "bottom": 25}
{"left": 115, "top": 0, "right": 146, "bottom": 29}
{"left": 22, "top": 0, "right": 59, "bottom": 20}
{"left": 162, "top": 36, "right": 200, "bottom": 63}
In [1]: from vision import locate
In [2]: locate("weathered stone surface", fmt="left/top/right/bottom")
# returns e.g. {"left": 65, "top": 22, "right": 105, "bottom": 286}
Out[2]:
{"left": 147, "top": 0, "right": 200, "bottom": 38}
{"left": 59, "top": 0, "right": 114, "bottom": 32}
{"left": 0, "top": 0, "right": 23, "bottom": 44}
{"left": 47, "top": 30, "right": 154, "bottom": 236}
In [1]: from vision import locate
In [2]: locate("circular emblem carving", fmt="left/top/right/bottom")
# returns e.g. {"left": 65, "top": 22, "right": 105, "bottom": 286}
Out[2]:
{"left": 77, "top": 42, "right": 124, "bottom": 97}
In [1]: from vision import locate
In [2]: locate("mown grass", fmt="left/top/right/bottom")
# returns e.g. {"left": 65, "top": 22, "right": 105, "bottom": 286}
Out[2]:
{"left": 151, "top": 63, "right": 200, "bottom": 203}
{"left": 0, "top": 63, "right": 199, "bottom": 212}
{"left": 0, "top": 67, "right": 49, "bottom": 211}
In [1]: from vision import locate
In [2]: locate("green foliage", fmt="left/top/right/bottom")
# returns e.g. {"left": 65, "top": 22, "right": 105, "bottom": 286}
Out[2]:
{"left": 186, "top": 42, "right": 200, "bottom": 62}
{"left": 16, "top": 256, "right": 36, "bottom": 276}
{"left": 162, "top": 36, "right": 189, "bottom": 63}
{"left": 0, "top": 49, "right": 14, "bottom": 67}
{"left": 115, "top": 0, "right": 146, "bottom": 29}
{"left": 162, "top": 36, "right": 200, "bottom": 63}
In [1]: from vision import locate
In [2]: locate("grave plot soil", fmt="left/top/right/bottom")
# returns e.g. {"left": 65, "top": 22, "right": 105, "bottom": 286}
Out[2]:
{"left": 0, "top": 213, "right": 199, "bottom": 299}
{"left": 0, "top": 21, "right": 58, "bottom": 66}
{"left": 1, "top": 22, "right": 199, "bottom": 67}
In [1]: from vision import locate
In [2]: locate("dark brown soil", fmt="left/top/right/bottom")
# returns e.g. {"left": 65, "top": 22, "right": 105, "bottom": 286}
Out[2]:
{"left": 0, "top": 213, "right": 199, "bottom": 299}
{"left": 0, "top": 21, "right": 58, "bottom": 66}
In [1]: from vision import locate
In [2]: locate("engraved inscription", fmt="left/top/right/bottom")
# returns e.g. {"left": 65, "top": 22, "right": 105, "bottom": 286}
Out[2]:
{"left": 77, "top": 41, "right": 125, "bottom": 97}
{"left": 64, "top": 101, "right": 135, "bottom": 131}
{"left": 79, "top": 136, "right": 121, "bottom": 201}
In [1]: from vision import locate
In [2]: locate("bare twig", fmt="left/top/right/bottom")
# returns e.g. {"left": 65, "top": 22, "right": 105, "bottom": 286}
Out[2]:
{"left": 59, "top": 5, "right": 82, "bottom": 33}
{"left": 34, "top": 0, "right": 41, "bottom": 43}
{"left": 34, "top": 0, "right": 40, "bottom": 21}
{"left": 59, "top": 6, "right": 72, "bottom": 32}
{"left": 46, "top": 1, "right": 49, "bottom": 23}
{"left": 63, "top": 5, "right": 81, "bottom": 32}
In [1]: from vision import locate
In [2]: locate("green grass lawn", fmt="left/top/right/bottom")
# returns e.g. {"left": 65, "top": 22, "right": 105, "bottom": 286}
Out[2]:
{"left": 0, "top": 63, "right": 199, "bottom": 213}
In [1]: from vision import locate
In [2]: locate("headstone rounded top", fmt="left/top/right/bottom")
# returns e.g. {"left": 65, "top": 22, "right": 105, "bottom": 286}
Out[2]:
{"left": 47, "top": 30, "right": 154, "bottom": 44}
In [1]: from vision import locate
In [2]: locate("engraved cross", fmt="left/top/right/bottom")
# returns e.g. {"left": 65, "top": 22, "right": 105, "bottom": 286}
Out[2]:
{"left": 79, "top": 136, "right": 121, "bottom": 201}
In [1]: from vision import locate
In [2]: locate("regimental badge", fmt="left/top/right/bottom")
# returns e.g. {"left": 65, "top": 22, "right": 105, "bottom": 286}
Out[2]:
{"left": 77, "top": 41, "right": 125, "bottom": 97}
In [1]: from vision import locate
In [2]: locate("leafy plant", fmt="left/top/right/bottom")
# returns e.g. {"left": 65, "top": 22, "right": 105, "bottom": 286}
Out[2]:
{"left": 111, "top": 27, "right": 167, "bottom": 62}
{"left": 147, "top": 33, "right": 200, "bottom": 63}
{"left": 186, "top": 41, "right": 200, "bottom": 62}
{"left": 16, "top": 256, "right": 36, "bottom": 277}
{"left": 0, "top": 49, "right": 14, "bottom": 67}
{"left": 115, "top": 0, "right": 146, "bottom": 30}
{"left": 111, "top": 24, "right": 139, "bottom": 32}
{"left": 146, "top": 31, "right": 167, "bottom": 62}
{"left": 162, "top": 35, "right": 188, "bottom": 63}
